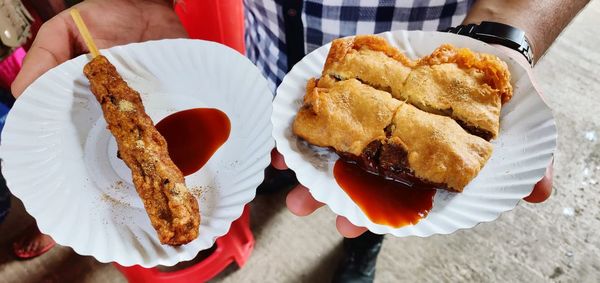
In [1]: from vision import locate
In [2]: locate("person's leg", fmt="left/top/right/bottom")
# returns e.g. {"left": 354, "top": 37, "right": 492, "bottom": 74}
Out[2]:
{"left": 1, "top": 163, "right": 55, "bottom": 259}
{"left": 0, "top": 89, "right": 12, "bottom": 225}
{"left": 332, "top": 231, "right": 385, "bottom": 283}
{"left": 256, "top": 165, "right": 298, "bottom": 194}
{"left": 0, "top": 169, "right": 10, "bottom": 224}
{"left": 257, "top": 166, "right": 385, "bottom": 283}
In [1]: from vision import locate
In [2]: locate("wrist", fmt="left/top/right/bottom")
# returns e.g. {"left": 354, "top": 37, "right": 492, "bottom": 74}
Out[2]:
{"left": 445, "top": 21, "right": 534, "bottom": 66}
{"left": 461, "top": 1, "right": 541, "bottom": 63}
{"left": 490, "top": 44, "right": 532, "bottom": 70}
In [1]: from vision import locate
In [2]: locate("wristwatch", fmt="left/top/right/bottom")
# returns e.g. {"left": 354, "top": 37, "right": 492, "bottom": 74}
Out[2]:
{"left": 445, "top": 21, "right": 534, "bottom": 66}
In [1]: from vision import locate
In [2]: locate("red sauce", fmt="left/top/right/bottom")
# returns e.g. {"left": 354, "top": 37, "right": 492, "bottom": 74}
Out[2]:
{"left": 333, "top": 160, "right": 436, "bottom": 228}
{"left": 156, "top": 108, "right": 230, "bottom": 176}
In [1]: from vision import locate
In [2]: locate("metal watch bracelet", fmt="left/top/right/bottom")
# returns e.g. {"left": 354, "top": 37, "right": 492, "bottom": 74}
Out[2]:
{"left": 445, "top": 21, "right": 534, "bottom": 66}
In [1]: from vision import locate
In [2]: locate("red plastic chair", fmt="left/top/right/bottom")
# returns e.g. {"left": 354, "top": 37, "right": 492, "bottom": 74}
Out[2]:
{"left": 114, "top": 206, "right": 254, "bottom": 283}
{"left": 114, "top": 1, "right": 254, "bottom": 282}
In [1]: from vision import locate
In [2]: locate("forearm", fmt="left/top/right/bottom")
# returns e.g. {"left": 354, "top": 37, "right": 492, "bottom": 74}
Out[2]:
{"left": 463, "top": 0, "right": 590, "bottom": 61}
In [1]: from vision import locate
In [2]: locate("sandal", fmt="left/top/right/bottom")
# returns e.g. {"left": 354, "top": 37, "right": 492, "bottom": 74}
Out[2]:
{"left": 13, "top": 225, "right": 56, "bottom": 259}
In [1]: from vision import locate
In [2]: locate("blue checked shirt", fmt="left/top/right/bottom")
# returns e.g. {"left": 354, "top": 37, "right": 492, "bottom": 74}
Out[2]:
{"left": 244, "top": 0, "right": 474, "bottom": 92}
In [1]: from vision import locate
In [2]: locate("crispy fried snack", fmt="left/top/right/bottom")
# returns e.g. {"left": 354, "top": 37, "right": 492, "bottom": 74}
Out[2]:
{"left": 323, "top": 35, "right": 512, "bottom": 140}
{"left": 294, "top": 76, "right": 401, "bottom": 156}
{"left": 322, "top": 35, "right": 414, "bottom": 96}
{"left": 84, "top": 56, "right": 200, "bottom": 245}
{"left": 293, "top": 77, "right": 492, "bottom": 192}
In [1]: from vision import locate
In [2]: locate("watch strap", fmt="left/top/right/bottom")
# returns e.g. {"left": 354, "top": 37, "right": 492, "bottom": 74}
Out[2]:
{"left": 445, "top": 21, "right": 534, "bottom": 66}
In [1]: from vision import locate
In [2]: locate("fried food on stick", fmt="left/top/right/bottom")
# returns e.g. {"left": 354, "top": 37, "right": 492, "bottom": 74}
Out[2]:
{"left": 84, "top": 56, "right": 200, "bottom": 245}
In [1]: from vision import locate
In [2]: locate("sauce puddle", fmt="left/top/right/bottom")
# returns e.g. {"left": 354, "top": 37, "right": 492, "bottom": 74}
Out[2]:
{"left": 156, "top": 108, "right": 230, "bottom": 176}
{"left": 333, "top": 160, "right": 436, "bottom": 228}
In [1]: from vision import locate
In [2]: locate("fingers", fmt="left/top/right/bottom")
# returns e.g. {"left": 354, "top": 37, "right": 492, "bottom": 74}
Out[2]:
{"left": 286, "top": 184, "right": 324, "bottom": 216}
{"left": 271, "top": 149, "right": 288, "bottom": 170}
{"left": 11, "top": 14, "right": 78, "bottom": 98}
{"left": 336, "top": 216, "right": 368, "bottom": 238}
{"left": 524, "top": 162, "right": 553, "bottom": 203}
{"left": 286, "top": 185, "right": 368, "bottom": 238}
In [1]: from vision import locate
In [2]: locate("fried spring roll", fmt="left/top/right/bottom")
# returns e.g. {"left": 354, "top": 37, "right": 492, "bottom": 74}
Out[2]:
{"left": 84, "top": 56, "right": 200, "bottom": 245}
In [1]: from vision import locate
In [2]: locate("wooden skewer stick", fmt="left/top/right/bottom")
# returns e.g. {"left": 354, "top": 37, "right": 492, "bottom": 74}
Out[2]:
{"left": 69, "top": 8, "right": 100, "bottom": 58}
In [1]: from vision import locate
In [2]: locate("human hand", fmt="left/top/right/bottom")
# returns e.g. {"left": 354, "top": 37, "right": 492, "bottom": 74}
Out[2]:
{"left": 11, "top": 0, "right": 187, "bottom": 98}
{"left": 278, "top": 45, "right": 554, "bottom": 236}
{"left": 273, "top": 150, "right": 369, "bottom": 238}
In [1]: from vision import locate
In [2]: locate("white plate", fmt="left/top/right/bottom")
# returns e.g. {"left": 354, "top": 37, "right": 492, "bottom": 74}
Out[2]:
{"left": 273, "top": 30, "right": 556, "bottom": 237}
{"left": 0, "top": 39, "right": 274, "bottom": 267}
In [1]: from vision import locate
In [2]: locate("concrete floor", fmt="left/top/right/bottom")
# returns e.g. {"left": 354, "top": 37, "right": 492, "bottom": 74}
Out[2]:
{"left": 1, "top": 1, "right": 600, "bottom": 282}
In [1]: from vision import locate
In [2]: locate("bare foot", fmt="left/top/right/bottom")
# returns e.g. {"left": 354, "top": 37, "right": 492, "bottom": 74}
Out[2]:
{"left": 13, "top": 224, "right": 56, "bottom": 259}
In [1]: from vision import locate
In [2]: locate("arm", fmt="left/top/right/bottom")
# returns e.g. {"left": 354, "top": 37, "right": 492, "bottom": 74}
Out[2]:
{"left": 463, "top": 0, "right": 591, "bottom": 62}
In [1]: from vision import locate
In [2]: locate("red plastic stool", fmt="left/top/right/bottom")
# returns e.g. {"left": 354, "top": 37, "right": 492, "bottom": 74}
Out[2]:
{"left": 114, "top": 205, "right": 254, "bottom": 283}
{"left": 174, "top": 0, "right": 245, "bottom": 54}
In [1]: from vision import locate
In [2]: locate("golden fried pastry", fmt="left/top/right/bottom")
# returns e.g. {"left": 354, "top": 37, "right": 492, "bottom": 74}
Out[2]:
{"left": 403, "top": 44, "right": 513, "bottom": 140}
{"left": 323, "top": 36, "right": 512, "bottom": 140}
{"left": 293, "top": 78, "right": 492, "bottom": 192}
{"left": 418, "top": 44, "right": 512, "bottom": 103}
{"left": 293, "top": 76, "right": 401, "bottom": 156}
{"left": 401, "top": 63, "right": 501, "bottom": 140}
{"left": 84, "top": 56, "right": 200, "bottom": 246}
{"left": 322, "top": 35, "right": 414, "bottom": 95}
{"left": 387, "top": 102, "right": 493, "bottom": 191}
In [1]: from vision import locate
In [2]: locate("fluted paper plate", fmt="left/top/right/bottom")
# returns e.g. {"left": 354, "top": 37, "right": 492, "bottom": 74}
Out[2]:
{"left": 273, "top": 30, "right": 556, "bottom": 237}
{"left": 0, "top": 39, "right": 273, "bottom": 267}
